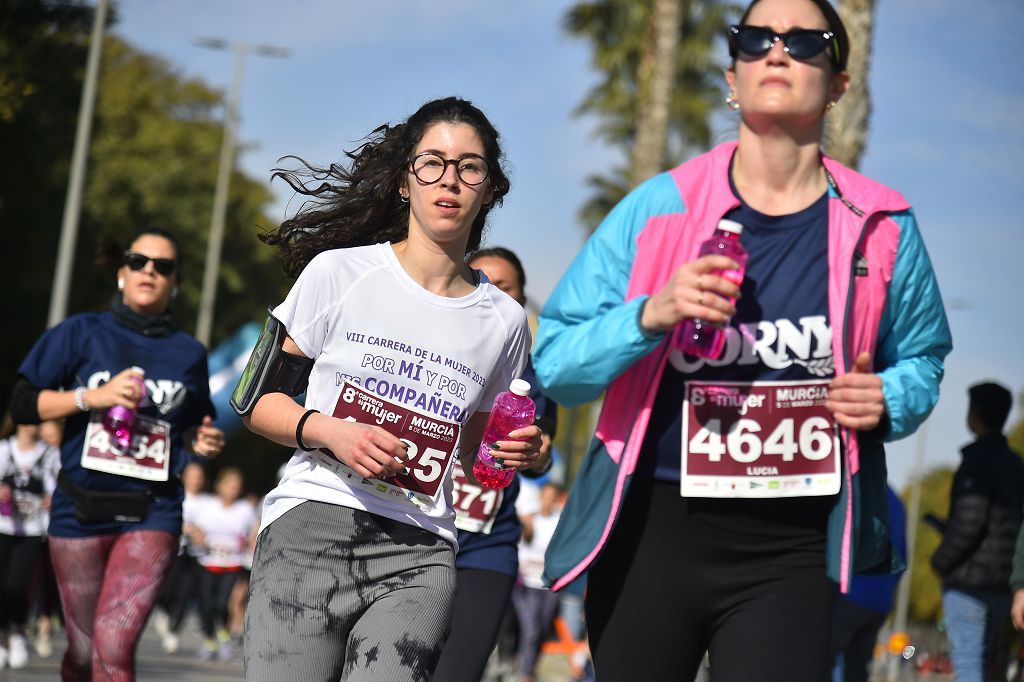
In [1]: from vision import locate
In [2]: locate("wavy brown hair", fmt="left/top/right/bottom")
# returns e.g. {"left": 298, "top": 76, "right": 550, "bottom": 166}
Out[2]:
{"left": 262, "top": 97, "right": 512, "bottom": 280}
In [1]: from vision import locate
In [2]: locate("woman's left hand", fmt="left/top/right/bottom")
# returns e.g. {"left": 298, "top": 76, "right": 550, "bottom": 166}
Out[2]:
{"left": 192, "top": 416, "right": 225, "bottom": 458}
{"left": 827, "top": 352, "right": 886, "bottom": 431}
{"left": 488, "top": 424, "right": 544, "bottom": 472}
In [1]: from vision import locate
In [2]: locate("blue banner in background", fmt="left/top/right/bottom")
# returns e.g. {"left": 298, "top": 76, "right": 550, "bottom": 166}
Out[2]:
{"left": 207, "top": 322, "right": 261, "bottom": 437}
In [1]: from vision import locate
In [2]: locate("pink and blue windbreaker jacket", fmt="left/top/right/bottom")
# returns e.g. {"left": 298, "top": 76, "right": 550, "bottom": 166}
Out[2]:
{"left": 533, "top": 142, "right": 952, "bottom": 593}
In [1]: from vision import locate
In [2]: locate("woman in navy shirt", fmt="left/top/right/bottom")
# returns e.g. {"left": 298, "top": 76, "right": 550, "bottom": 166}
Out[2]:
{"left": 11, "top": 228, "right": 224, "bottom": 680}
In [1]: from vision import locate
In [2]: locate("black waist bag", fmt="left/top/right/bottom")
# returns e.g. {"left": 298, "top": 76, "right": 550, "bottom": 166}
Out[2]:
{"left": 58, "top": 470, "right": 152, "bottom": 524}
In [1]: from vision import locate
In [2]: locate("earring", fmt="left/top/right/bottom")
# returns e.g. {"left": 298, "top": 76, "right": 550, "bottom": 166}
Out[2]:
{"left": 825, "top": 100, "right": 837, "bottom": 112}
{"left": 117, "top": 277, "right": 125, "bottom": 292}
{"left": 400, "top": 195, "right": 409, "bottom": 203}
{"left": 171, "top": 286, "right": 179, "bottom": 298}
{"left": 725, "top": 94, "right": 740, "bottom": 111}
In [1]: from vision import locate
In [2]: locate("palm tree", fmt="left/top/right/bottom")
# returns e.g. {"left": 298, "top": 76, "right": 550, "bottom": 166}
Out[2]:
{"left": 564, "top": 0, "right": 736, "bottom": 232}
{"left": 826, "top": 0, "right": 875, "bottom": 169}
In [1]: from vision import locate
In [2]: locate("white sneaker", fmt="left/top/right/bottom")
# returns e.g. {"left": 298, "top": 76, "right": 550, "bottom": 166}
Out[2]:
{"left": 8, "top": 634, "right": 29, "bottom": 669}
{"left": 152, "top": 608, "right": 170, "bottom": 637}
{"left": 161, "top": 632, "right": 179, "bottom": 654}
{"left": 34, "top": 630, "right": 53, "bottom": 659}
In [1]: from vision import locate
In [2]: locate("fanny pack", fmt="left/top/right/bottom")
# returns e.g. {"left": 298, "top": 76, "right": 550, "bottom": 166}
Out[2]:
{"left": 58, "top": 470, "right": 152, "bottom": 524}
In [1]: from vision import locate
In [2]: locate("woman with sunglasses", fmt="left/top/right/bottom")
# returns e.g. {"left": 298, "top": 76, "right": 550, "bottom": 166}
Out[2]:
{"left": 240, "top": 97, "right": 540, "bottom": 682}
{"left": 533, "top": 1, "right": 951, "bottom": 680}
{"left": 9, "top": 227, "right": 224, "bottom": 680}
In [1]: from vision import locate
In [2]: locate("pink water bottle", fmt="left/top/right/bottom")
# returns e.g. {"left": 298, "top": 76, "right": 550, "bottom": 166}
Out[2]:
{"left": 106, "top": 366, "right": 146, "bottom": 451}
{"left": 473, "top": 379, "right": 536, "bottom": 490}
{"left": 678, "top": 219, "right": 748, "bottom": 360}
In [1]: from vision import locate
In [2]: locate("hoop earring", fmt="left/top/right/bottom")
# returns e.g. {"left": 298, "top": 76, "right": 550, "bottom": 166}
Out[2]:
{"left": 117, "top": 277, "right": 125, "bottom": 292}
{"left": 725, "top": 94, "right": 740, "bottom": 111}
{"left": 399, "top": 193, "right": 409, "bottom": 203}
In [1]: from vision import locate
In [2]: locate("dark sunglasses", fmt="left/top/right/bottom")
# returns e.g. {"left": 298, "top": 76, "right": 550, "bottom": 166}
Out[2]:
{"left": 729, "top": 25, "right": 839, "bottom": 68}
{"left": 123, "top": 251, "right": 177, "bottom": 277}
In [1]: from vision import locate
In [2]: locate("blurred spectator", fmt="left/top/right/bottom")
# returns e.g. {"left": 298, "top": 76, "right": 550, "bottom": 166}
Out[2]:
{"left": 931, "top": 382, "right": 1024, "bottom": 682}
{"left": 185, "top": 467, "right": 257, "bottom": 662}
{"left": 0, "top": 418, "right": 60, "bottom": 670}
{"left": 513, "top": 483, "right": 563, "bottom": 682}
{"left": 151, "top": 460, "right": 207, "bottom": 653}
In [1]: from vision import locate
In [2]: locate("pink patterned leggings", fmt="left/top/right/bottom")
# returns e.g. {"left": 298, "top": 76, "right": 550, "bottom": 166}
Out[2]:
{"left": 49, "top": 530, "right": 178, "bottom": 682}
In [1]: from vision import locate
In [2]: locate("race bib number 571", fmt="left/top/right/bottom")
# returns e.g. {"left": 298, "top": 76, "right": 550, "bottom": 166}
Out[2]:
{"left": 680, "top": 380, "right": 840, "bottom": 498}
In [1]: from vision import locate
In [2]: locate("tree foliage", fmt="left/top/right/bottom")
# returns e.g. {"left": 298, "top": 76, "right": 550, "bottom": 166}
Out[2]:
{"left": 826, "top": 0, "right": 875, "bottom": 169}
{"left": 565, "top": 0, "right": 737, "bottom": 232}
{"left": 0, "top": 1, "right": 290, "bottom": 488}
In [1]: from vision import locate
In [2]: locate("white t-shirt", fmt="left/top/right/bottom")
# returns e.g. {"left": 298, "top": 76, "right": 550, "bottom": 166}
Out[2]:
{"left": 260, "top": 243, "right": 530, "bottom": 546}
{"left": 0, "top": 437, "right": 60, "bottom": 537}
{"left": 185, "top": 494, "right": 258, "bottom": 569}
{"left": 518, "top": 511, "right": 561, "bottom": 589}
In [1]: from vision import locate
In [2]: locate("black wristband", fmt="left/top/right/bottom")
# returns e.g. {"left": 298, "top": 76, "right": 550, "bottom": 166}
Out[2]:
{"left": 295, "top": 409, "right": 319, "bottom": 452}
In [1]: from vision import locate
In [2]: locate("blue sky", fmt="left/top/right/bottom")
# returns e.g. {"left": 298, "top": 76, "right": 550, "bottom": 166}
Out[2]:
{"left": 109, "top": 0, "right": 1024, "bottom": 490}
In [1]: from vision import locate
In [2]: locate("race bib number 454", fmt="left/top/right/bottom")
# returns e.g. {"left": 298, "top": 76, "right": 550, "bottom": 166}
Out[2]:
{"left": 81, "top": 411, "right": 171, "bottom": 482}
{"left": 681, "top": 380, "right": 840, "bottom": 498}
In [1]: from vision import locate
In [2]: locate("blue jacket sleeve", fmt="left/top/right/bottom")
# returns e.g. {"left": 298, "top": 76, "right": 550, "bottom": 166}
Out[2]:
{"left": 875, "top": 209, "right": 953, "bottom": 442}
{"left": 532, "top": 174, "right": 683, "bottom": 407}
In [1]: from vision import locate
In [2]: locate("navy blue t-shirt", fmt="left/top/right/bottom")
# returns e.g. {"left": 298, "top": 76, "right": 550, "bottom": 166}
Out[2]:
{"left": 645, "top": 183, "right": 836, "bottom": 533}
{"left": 455, "top": 359, "right": 558, "bottom": 577}
{"left": 18, "top": 311, "right": 214, "bottom": 538}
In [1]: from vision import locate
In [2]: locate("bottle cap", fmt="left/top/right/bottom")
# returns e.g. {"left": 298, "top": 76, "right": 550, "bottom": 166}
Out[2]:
{"left": 717, "top": 219, "right": 743, "bottom": 235}
{"left": 130, "top": 366, "right": 145, "bottom": 377}
{"left": 509, "top": 379, "right": 531, "bottom": 396}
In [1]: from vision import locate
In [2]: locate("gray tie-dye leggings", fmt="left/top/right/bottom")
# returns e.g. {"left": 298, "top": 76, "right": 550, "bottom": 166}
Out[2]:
{"left": 243, "top": 500, "right": 456, "bottom": 681}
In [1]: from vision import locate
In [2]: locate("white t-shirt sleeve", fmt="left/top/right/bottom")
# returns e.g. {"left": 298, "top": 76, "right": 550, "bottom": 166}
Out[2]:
{"left": 477, "top": 302, "right": 531, "bottom": 411}
{"left": 272, "top": 251, "right": 342, "bottom": 359}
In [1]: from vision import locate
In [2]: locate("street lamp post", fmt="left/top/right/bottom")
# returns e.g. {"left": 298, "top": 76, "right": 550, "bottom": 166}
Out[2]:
{"left": 193, "top": 38, "right": 290, "bottom": 347}
{"left": 48, "top": 0, "right": 110, "bottom": 327}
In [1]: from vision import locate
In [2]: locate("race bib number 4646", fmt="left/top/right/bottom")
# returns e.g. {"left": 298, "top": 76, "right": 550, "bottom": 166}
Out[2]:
{"left": 680, "top": 380, "right": 840, "bottom": 498}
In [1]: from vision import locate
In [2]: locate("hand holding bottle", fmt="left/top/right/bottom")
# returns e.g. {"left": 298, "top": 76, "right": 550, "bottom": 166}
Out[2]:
{"left": 87, "top": 367, "right": 147, "bottom": 410}
{"left": 474, "top": 380, "right": 542, "bottom": 489}
{"left": 640, "top": 223, "right": 743, "bottom": 338}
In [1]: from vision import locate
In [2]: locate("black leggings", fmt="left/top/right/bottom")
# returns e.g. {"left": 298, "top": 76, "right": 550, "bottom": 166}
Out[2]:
{"left": 199, "top": 568, "right": 239, "bottom": 639}
{"left": 0, "top": 534, "right": 43, "bottom": 631}
{"left": 585, "top": 478, "right": 835, "bottom": 682}
{"left": 433, "top": 568, "right": 515, "bottom": 682}
{"left": 158, "top": 552, "right": 202, "bottom": 632}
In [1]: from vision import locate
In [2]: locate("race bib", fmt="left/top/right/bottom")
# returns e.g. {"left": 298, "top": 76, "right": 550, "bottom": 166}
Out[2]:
{"left": 81, "top": 411, "right": 171, "bottom": 482}
{"left": 451, "top": 462, "right": 503, "bottom": 534}
{"left": 680, "top": 380, "right": 840, "bottom": 498}
{"left": 316, "top": 381, "right": 460, "bottom": 507}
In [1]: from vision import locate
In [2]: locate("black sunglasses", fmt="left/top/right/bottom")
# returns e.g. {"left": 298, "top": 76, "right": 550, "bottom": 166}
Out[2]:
{"left": 729, "top": 25, "right": 839, "bottom": 68}
{"left": 123, "top": 251, "right": 177, "bottom": 277}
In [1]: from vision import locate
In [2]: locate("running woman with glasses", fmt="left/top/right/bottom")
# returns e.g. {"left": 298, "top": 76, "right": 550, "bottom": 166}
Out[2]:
{"left": 534, "top": 1, "right": 951, "bottom": 680}
{"left": 238, "top": 97, "right": 541, "bottom": 682}
{"left": 9, "top": 227, "right": 224, "bottom": 680}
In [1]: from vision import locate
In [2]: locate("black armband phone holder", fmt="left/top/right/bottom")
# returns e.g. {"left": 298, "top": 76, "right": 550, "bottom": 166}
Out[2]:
{"left": 230, "top": 310, "right": 313, "bottom": 416}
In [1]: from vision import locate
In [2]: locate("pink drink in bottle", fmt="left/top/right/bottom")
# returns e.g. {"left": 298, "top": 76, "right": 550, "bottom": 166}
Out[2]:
{"left": 473, "top": 379, "right": 536, "bottom": 490}
{"left": 678, "top": 219, "right": 748, "bottom": 360}
{"left": 106, "top": 366, "right": 146, "bottom": 451}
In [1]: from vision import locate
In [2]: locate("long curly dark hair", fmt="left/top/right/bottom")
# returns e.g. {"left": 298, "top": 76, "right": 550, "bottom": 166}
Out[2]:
{"left": 262, "top": 97, "right": 512, "bottom": 280}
